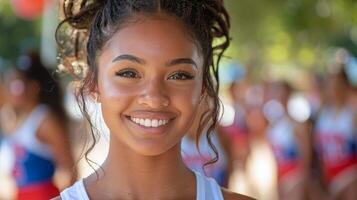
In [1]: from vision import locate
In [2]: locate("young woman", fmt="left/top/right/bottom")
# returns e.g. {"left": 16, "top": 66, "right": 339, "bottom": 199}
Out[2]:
{"left": 4, "top": 52, "right": 76, "bottom": 200}
{"left": 55, "top": 0, "right": 253, "bottom": 199}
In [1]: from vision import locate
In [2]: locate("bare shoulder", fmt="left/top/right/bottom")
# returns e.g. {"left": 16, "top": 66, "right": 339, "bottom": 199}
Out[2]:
{"left": 222, "top": 188, "right": 256, "bottom": 200}
{"left": 51, "top": 196, "right": 62, "bottom": 200}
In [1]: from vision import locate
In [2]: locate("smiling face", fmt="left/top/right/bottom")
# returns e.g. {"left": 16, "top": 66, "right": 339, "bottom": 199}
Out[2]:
{"left": 96, "top": 14, "right": 204, "bottom": 156}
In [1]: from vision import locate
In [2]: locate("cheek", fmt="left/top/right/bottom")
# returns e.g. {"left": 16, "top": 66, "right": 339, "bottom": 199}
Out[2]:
{"left": 99, "top": 80, "right": 136, "bottom": 121}
{"left": 98, "top": 77, "right": 134, "bottom": 124}
{"left": 98, "top": 74, "right": 144, "bottom": 114}
{"left": 168, "top": 81, "right": 202, "bottom": 116}
{"left": 100, "top": 76, "right": 134, "bottom": 99}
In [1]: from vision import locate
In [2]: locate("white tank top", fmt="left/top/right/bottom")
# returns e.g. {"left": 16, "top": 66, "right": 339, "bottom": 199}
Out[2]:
{"left": 9, "top": 105, "right": 53, "bottom": 159}
{"left": 60, "top": 171, "right": 224, "bottom": 200}
{"left": 314, "top": 106, "right": 357, "bottom": 169}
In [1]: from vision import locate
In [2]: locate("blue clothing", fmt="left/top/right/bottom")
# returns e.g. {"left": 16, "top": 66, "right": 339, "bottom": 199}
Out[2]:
{"left": 8, "top": 105, "right": 56, "bottom": 187}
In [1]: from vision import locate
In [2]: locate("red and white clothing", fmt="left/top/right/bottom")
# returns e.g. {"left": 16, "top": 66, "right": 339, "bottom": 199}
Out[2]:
{"left": 8, "top": 105, "right": 59, "bottom": 200}
{"left": 314, "top": 106, "right": 357, "bottom": 194}
{"left": 267, "top": 116, "right": 303, "bottom": 189}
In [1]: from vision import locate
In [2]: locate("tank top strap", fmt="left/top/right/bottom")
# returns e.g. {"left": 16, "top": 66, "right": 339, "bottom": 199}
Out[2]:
{"left": 60, "top": 179, "right": 89, "bottom": 200}
{"left": 194, "top": 170, "right": 224, "bottom": 200}
{"left": 195, "top": 170, "right": 206, "bottom": 200}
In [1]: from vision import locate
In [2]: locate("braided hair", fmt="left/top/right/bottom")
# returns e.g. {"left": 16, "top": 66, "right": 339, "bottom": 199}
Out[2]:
{"left": 56, "top": 0, "right": 230, "bottom": 170}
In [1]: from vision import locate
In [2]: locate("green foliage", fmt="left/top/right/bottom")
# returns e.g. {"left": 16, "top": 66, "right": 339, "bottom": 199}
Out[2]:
{"left": 225, "top": 0, "right": 357, "bottom": 80}
{"left": 0, "top": 1, "right": 41, "bottom": 64}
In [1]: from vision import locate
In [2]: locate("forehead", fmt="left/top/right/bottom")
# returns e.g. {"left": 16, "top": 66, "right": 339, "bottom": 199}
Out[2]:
{"left": 99, "top": 14, "right": 202, "bottom": 66}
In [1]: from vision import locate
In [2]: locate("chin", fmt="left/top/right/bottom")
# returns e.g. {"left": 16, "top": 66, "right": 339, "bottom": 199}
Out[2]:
{"left": 135, "top": 140, "right": 181, "bottom": 156}
{"left": 129, "top": 139, "right": 180, "bottom": 157}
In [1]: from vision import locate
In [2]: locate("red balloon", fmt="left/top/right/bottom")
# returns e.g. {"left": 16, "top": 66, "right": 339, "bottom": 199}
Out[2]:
{"left": 11, "top": 0, "right": 46, "bottom": 20}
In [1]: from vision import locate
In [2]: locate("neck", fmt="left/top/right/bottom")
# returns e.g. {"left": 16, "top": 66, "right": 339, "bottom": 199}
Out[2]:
{"left": 87, "top": 137, "right": 196, "bottom": 200}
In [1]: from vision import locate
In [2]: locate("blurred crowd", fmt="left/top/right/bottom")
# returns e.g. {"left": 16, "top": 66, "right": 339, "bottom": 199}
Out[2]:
{"left": 0, "top": 49, "right": 356, "bottom": 200}
{"left": 214, "top": 49, "right": 357, "bottom": 200}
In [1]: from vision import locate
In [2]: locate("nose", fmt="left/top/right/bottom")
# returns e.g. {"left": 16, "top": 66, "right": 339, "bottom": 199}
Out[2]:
{"left": 137, "top": 78, "right": 170, "bottom": 108}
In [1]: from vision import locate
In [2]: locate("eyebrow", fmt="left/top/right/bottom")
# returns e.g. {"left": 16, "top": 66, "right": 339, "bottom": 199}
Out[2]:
{"left": 112, "top": 54, "right": 197, "bottom": 68}
{"left": 112, "top": 54, "right": 145, "bottom": 64}
{"left": 166, "top": 58, "right": 197, "bottom": 69}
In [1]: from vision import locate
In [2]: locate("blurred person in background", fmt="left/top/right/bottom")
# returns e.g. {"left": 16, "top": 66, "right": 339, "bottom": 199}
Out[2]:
{"left": 219, "top": 78, "right": 250, "bottom": 173}
{"left": 3, "top": 52, "right": 76, "bottom": 200}
{"left": 0, "top": 61, "right": 17, "bottom": 200}
{"left": 314, "top": 69, "right": 357, "bottom": 200}
{"left": 238, "top": 82, "right": 277, "bottom": 200}
{"left": 217, "top": 78, "right": 251, "bottom": 195}
{"left": 220, "top": 77, "right": 278, "bottom": 200}
{"left": 182, "top": 97, "right": 231, "bottom": 187}
{"left": 265, "top": 81, "right": 311, "bottom": 200}
{"left": 302, "top": 73, "right": 327, "bottom": 200}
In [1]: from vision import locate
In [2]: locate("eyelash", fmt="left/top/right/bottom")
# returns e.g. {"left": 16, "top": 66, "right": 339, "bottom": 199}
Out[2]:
{"left": 115, "top": 69, "right": 140, "bottom": 78}
{"left": 115, "top": 69, "right": 194, "bottom": 80}
{"left": 168, "top": 71, "right": 195, "bottom": 80}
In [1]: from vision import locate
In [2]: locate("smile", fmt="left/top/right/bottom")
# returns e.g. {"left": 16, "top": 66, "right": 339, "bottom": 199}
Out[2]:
{"left": 130, "top": 117, "right": 170, "bottom": 128}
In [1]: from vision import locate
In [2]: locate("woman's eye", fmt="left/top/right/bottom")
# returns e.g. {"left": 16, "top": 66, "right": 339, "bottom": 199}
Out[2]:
{"left": 168, "top": 72, "right": 194, "bottom": 80}
{"left": 115, "top": 70, "right": 140, "bottom": 78}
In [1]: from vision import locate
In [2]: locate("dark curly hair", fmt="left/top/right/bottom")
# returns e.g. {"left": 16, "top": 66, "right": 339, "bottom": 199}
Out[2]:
{"left": 56, "top": 0, "right": 230, "bottom": 171}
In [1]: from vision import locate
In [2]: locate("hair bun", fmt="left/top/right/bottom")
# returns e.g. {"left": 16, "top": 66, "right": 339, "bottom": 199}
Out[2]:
{"left": 57, "top": 0, "right": 105, "bottom": 78}
{"left": 62, "top": 0, "right": 105, "bottom": 29}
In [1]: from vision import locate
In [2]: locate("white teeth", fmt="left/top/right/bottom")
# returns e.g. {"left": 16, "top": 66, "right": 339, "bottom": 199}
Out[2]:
{"left": 144, "top": 119, "right": 151, "bottom": 127}
{"left": 140, "top": 119, "right": 145, "bottom": 125}
{"left": 130, "top": 117, "right": 170, "bottom": 127}
{"left": 152, "top": 119, "right": 159, "bottom": 127}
